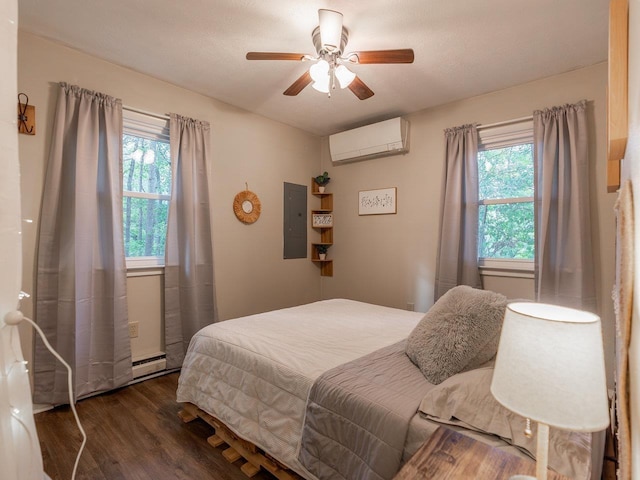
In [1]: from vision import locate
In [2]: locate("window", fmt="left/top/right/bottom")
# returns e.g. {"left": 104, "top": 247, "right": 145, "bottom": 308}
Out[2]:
{"left": 122, "top": 110, "right": 171, "bottom": 267}
{"left": 477, "top": 120, "right": 534, "bottom": 270}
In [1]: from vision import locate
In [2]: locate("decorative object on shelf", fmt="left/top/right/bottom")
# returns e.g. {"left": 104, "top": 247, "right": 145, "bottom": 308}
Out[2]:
{"left": 490, "top": 302, "right": 609, "bottom": 480}
{"left": 312, "top": 213, "right": 333, "bottom": 228}
{"left": 17, "top": 93, "right": 35, "bottom": 135}
{"left": 233, "top": 183, "right": 261, "bottom": 224}
{"left": 359, "top": 187, "right": 397, "bottom": 215}
{"left": 314, "top": 171, "right": 331, "bottom": 193}
{"left": 316, "top": 244, "right": 329, "bottom": 260}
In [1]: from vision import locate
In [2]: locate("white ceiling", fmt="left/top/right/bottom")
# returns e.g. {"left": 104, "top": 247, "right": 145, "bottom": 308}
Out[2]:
{"left": 18, "top": 0, "right": 609, "bottom": 137}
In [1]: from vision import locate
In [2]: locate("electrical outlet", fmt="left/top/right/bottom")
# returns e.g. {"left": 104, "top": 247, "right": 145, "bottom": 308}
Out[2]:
{"left": 129, "top": 322, "right": 139, "bottom": 338}
{"left": 406, "top": 302, "right": 415, "bottom": 312}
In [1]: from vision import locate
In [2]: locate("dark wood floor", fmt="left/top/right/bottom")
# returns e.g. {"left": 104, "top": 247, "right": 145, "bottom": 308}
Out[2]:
{"left": 35, "top": 372, "right": 272, "bottom": 480}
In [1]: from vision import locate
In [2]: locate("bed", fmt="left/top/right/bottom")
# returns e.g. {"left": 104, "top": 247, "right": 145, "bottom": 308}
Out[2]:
{"left": 177, "top": 296, "right": 599, "bottom": 480}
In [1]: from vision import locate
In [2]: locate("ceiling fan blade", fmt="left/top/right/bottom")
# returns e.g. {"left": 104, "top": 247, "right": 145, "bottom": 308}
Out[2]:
{"left": 246, "top": 52, "right": 307, "bottom": 61}
{"left": 348, "top": 76, "right": 374, "bottom": 100}
{"left": 283, "top": 71, "right": 313, "bottom": 96}
{"left": 351, "top": 49, "right": 415, "bottom": 64}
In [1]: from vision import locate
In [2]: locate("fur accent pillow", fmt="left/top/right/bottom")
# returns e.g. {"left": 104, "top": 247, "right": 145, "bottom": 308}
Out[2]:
{"left": 405, "top": 285, "right": 507, "bottom": 384}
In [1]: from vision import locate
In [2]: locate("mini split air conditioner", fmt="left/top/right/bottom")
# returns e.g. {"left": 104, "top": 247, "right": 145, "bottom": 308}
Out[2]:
{"left": 329, "top": 117, "right": 409, "bottom": 164}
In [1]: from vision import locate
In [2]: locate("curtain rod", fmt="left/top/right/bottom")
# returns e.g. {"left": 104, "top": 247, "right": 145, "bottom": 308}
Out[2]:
{"left": 477, "top": 115, "right": 533, "bottom": 131}
{"left": 123, "top": 105, "right": 170, "bottom": 121}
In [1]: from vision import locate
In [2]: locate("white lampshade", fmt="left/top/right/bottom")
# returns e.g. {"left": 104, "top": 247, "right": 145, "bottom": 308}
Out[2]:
{"left": 309, "top": 59, "right": 329, "bottom": 83}
{"left": 318, "top": 9, "right": 343, "bottom": 52}
{"left": 491, "top": 302, "right": 609, "bottom": 432}
{"left": 311, "top": 78, "right": 330, "bottom": 93}
{"left": 335, "top": 65, "right": 356, "bottom": 88}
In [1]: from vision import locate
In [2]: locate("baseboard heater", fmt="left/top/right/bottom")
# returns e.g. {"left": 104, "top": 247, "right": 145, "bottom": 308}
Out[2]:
{"left": 132, "top": 352, "right": 167, "bottom": 379}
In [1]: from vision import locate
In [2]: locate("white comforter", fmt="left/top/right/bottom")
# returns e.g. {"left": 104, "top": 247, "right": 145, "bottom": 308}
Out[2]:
{"left": 176, "top": 299, "right": 423, "bottom": 475}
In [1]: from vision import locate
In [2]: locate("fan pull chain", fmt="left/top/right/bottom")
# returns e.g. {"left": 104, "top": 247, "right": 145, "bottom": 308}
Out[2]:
{"left": 524, "top": 418, "right": 533, "bottom": 438}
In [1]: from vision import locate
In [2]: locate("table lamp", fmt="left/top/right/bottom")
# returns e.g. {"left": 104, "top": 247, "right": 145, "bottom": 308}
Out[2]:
{"left": 490, "top": 302, "right": 609, "bottom": 480}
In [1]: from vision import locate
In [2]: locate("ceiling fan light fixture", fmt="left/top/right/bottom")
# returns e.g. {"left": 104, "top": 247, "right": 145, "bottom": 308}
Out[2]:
{"left": 311, "top": 72, "right": 331, "bottom": 93}
{"left": 335, "top": 65, "right": 356, "bottom": 88}
{"left": 247, "top": 9, "right": 413, "bottom": 100}
{"left": 318, "top": 9, "right": 343, "bottom": 52}
{"left": 309, "top": 59, "right": 329, "bottom": 82}
{"left": 311, "top": 78, "right": 330, "bottom": 93}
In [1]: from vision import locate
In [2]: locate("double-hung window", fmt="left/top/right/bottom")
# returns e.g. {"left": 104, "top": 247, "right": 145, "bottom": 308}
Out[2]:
{"left": 122, "top": 110, "right": 171, "bottom": 268}
{"left": 477, "top": 119, "right": 534, "bottom": 273}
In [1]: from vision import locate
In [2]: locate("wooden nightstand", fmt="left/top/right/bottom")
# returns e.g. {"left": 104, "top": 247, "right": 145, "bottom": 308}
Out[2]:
{"left": 394, "top": 427, "right": 571, "bottom": 480}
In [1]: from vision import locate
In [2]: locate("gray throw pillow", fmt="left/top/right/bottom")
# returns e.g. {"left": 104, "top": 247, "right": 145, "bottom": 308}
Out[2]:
{"left": 405, "top": 285, "right": 507, "bottom": 384}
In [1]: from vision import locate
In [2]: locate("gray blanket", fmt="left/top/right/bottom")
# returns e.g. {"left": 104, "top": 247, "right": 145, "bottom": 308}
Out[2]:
{"left": 297, "top": 340, "right": 434, "bottom": 480}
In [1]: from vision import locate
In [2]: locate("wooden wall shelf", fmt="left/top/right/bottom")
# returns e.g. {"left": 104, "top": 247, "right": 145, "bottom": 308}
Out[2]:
{"left": 607, "top": 0, "right": 628, "bottom": 193}
{"left": 311, "top": 178, "right": 333, "bottom": 276}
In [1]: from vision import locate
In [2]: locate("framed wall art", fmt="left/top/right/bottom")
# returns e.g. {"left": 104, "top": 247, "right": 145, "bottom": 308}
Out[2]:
{"left": 358, "top": 187, "right": 397, "bottom": 215}
{"left": 312, "top": 213, "right": 333, "bottom": 228}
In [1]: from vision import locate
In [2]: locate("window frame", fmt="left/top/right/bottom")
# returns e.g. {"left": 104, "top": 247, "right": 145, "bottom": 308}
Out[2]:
{"left": 122, "top": 109, "right": 171, "bottom": 269}
{"left": 477, "top": 119, "right": 534, "bottom": 274}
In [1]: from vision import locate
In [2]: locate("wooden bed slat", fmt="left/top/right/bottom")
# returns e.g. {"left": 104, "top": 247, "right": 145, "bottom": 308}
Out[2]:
{"left": 179, "top": 403, "right": 303, "bottom": 480}
{"left": 241, "top": 462, "right": 262, "bottom": 477}
{"left": 207, "top": 434, "right": 225, "bottom": 448}
{"left": 177, "top": 408, "right": 197, "bottom": 423}
{"left": 223, "top": 447, "right": 242, "bottom": 463}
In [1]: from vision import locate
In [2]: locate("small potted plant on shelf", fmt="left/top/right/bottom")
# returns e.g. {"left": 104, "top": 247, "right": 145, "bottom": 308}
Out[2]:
{"left": 316, "top": 244, "right": 329, "bottom": 260}
{"left": 314, "top": 171, "right": 331, "bottom": 193}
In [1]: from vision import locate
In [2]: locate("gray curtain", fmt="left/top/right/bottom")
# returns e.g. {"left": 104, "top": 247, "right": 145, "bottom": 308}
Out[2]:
{"left": 434, "top": 124, "right": 482, "bottom": 300}
{"left": 533, "top": 100, "right": 596, "bottom": 310}
{"left": 34, "top": 83, "right": 131, "bottom": 405}
{"left": 164, "top": 113, "right": 217, "bottom": 369}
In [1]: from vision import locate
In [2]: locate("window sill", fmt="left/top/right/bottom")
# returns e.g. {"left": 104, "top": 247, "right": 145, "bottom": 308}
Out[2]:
{"left": 126, "top": 265, "right": 164, "bottom": 277}
{"left": 126, "top": 256, "right": 164, "bottom": 269}
{"left": 479, "top": 259, "right": 534, "bottom": 279}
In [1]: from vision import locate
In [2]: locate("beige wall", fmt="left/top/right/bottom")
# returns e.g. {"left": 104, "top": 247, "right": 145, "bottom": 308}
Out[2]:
{"left": 16, "top": 33, "right": 617, "bottom": 390}
{"left": 319, "top": 63, "right": 617, "bottom": 384}
{"left": 126, "top": 273, "right": 164, "bottom": 361}
{"left": 481, "top": 275, "right": 535, "bottom": 301}
{"left": 17, "top": 31, "right": 322, "bottom": 363}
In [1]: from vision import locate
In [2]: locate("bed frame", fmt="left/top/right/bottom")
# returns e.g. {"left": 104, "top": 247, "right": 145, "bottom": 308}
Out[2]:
{"left": 178, "top": 402, "right": 303, "bottom": 480}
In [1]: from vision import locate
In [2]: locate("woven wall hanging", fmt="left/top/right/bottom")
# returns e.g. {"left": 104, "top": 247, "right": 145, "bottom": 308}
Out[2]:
{"left": 233, "top": 185, "right": 261, "bottom": 224}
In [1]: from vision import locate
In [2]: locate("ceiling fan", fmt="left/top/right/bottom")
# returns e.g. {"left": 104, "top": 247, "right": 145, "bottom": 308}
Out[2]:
{"left": 246, "top": 9, "right": 414, "bottom": 100}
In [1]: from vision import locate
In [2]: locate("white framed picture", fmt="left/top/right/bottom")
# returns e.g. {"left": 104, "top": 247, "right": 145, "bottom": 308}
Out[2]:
{"left": 312, "top": 213, "right": 333, "bottom": 227}
{"left": 358, "top": 187, "right": 397, "bottom": 215}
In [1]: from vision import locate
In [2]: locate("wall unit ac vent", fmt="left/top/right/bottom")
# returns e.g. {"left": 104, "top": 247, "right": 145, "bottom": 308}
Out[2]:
{"left": 132, "top": 352, "right": 166, "bottom": 379}
{"left": 329, "top": 117, "right": 409, "bottom": 164}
